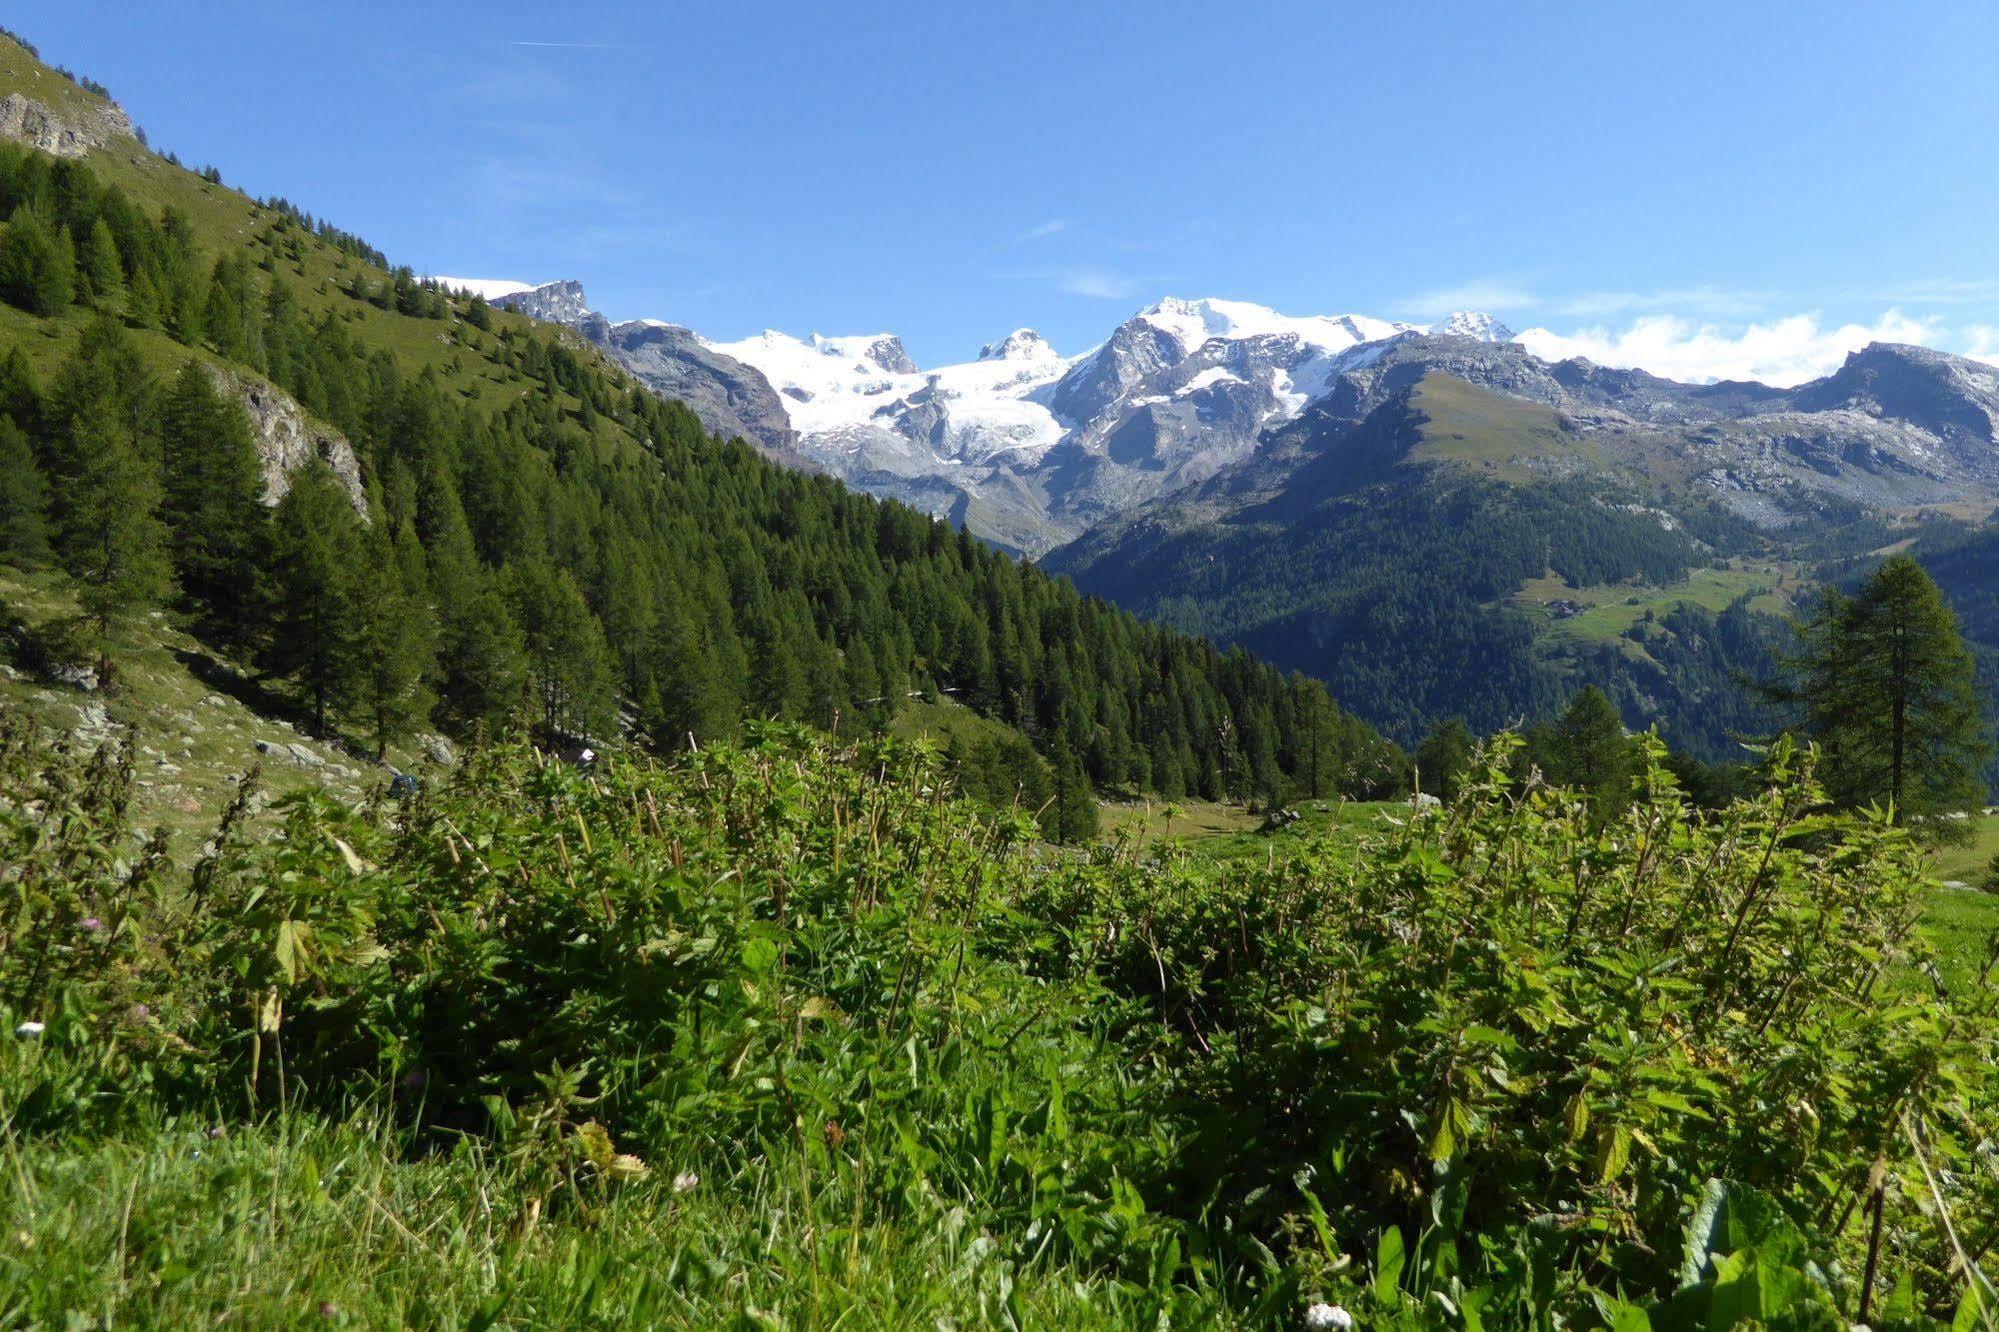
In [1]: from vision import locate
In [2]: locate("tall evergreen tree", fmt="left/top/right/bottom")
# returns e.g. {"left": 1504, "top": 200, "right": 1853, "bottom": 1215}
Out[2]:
{"left": 263, "top": 461, "right": 365, "bottom": 735}
{"left": 437, "top": 575, "right": 528, "bottom": 737}
{"left": 510, "top": 560, "right": 614, "bottom": 742}
{"left": 1548, "top": 687, "right": 1632, "bottom": 814}
{"left": 353, "top": 520, "right": 436, "bottom": 759}
{"left": 79, "top": 217, "right": 121, "bottom": 303}
{"left": 159, "top": 361, "right": 269, "bottom": 645}
{"left": 58, "top": 399, "right": 172, "bottom": 682}
{"left": 1415, "top": 718, "right": 1475, "bottom": 801}
{"left": 0, "top": 207, "right": 74, "bottom": 315}
{"left": 0, "top": 416, "right": 51, "bottom": 565}
{"left": 1045, "top": 735, "right": 1098, "bottom": 845}
{"left": 1767, "top": 555, "right": 1991, "bottom": 824}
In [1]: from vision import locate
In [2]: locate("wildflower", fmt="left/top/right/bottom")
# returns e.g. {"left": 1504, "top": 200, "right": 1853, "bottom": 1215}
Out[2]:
{"left": 672, "top": 1171, "right": 699, "bottom": 1193}
{"left": 79, "top": 917, "right": 103, "bottom": 933}
{"left": 1304, "top": 1304, "right": 1354, "bottom": 1332}
{"left": 12, "top": 1021, "right": 43, "bottom": 1038}
{"left": 319, "top": 1300, "right": 338, "bottom": 1318}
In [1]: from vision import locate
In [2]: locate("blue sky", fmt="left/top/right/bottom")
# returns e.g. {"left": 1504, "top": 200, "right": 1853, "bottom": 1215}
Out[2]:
{"left": 19, "top": 1, "right": 1999, "bottom": 380}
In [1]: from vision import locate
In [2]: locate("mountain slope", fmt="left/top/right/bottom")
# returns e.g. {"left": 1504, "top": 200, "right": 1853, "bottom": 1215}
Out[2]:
{"left": 460, "top": 279, "right": 1513, "bottom": 554}
{"left": 0, "top": 30, "right": 1387, "bottom": 820}
{"left": 1046, "top": 333, "right": 1999, "bottom": 752}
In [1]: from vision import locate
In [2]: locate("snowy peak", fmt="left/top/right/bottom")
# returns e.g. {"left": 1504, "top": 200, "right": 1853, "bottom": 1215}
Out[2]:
{"left": 806, "top": 333, "right": 917, "bottom": 375}
{"left": 1430, "top": 310, "right": 1515, "bottom": 342}
{"left": 979, "top": 329, "right": 1055, "bottom": 362}
{"left": 1136, "top": 296, "right": 1415, "bottom": 356}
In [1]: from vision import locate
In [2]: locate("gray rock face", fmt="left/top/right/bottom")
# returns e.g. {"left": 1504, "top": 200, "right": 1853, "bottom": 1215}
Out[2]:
{"left": 490, "top": 279, "right": 593, "bottom": 325}
{"left": 1049, "top": 333, "right": 1999, "bottom": 581}
{"left": 0, "top": 91, "right": 133, "bottom": 158}
{"left": 590, "top": 319, "right": 803, "bottom": 461}
{"left": 487, "top": 282, "right": 803, "bottom": 464}
{"left": 208, "top": 367, "right": 369, "bottom": 520}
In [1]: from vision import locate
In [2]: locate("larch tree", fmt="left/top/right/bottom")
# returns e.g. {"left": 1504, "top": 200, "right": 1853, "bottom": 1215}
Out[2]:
{"left": 1767, "top": 555, "right": 1990, "bottom": 826}
{"left": 59, "top": 398, "right": 172, "bottom": 683}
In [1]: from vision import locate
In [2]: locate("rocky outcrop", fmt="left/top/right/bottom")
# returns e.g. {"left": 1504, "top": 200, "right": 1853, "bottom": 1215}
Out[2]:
{"left": 207, "top": 367, "right": 369, "bottom": 520}
{"left": 490, "top": 279, "right": 593, "bottom": 326}
{"left": 484, "top": 281, "right": 804, "bottom": 463}
{"left": 588, "top": 318, "right": 803, "bottom": 462}
{"left": 0, "top": 91, "right": 133, "bottom": 158}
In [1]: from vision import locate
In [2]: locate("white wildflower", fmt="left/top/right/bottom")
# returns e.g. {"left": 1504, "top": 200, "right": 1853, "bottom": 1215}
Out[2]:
{"left": 12, "top": 1021, "right": 44, "bottom": 1038}
{"left": 1304, "top": 1304, "right": 1354, "bottom": 1332}
{"left": 672, "top": 1171, "right": 699, "bottom": 1193}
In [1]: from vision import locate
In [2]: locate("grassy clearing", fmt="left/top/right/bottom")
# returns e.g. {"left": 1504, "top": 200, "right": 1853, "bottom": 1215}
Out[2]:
{"left": 1096, "top": 795, "right": 1263, "bottom": 841}
{"left": 1406, "top": 372, "right": 1599, "bottom": 481}
{"left": 0, "top": 564, "right": 420, "bottom": 851}
{"left": 1513, "top": 560, "right": 1800, "bottom": 648}
{"left": 1924, "top": 814, "right": 1999, "bottom": 989}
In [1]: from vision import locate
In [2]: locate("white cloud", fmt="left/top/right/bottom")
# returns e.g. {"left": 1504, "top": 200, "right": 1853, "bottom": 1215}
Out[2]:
{"left": 1514, "top": 310, "right": 1941, "bottom": 387}
{"left": 1963, "top": 325, "right": 1999, "bottom": 367}
{"left": 1019, "top": 218, "right": 1069, "bottom": 242}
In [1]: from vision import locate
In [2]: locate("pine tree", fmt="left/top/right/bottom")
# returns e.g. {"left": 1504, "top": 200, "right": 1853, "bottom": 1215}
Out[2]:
{"left": 0, "top": 417, "right": 51, "bottom": 565}
{"left": 264, "top": 461, "right": 365, "bottom": 736}
{"left": 1767, "top": 555, "right": 1991, "bottom": 824}
{"left": 1415, "top": 717, "right": 1475, "bottom": 801}
{"left": 159, "top": 362, "right": 269, "bottom": 646}
{"left": 353, "top": 520, "right": 436, "bottom": 759}
{"left": 510, "top": 560, "right": 614, "bottom": 742}
{"left": 1045, "top": 735, "right": 1098, "bottom": 845}
{"left": 439, "top": 576, "right": 528, "bottom": 737}
{"left": 59, "top": 399, "right": 172, "bottom": 682}
{"left": 79, "top": 218, "right": 121, "bottom": 302}
{"left": 1549, "top": 687, "right": 1632, "bottom": 814}
{"left": 0, "top": 208, "right": 74, "bottom": 315}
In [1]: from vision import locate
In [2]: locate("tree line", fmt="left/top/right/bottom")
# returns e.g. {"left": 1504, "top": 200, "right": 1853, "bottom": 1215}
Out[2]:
{"left": 0, "top": 140, "right": 1402, "bottom": 820}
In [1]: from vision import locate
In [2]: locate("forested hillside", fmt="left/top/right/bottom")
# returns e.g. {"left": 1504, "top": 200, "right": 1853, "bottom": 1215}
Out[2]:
{"left": 0, "top": 31, "right": 1396, "bottom": 821}
{"left": 1048, "top": 358, "right": 1998, "bottom": 763}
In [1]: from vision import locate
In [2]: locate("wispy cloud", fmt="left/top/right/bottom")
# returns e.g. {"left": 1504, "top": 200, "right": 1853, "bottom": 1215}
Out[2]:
{"left": 1400, "top": 278, "right": 1538, "bottom": 318}
{"left": 1514, "top": 310, "right": 1940, "bottom": 387}
{"left": 1019, "top": 218, "right": 1069, "bottom": 242}
{"left": 1554, "top": 285, "right": 1773, "bottom": 319}
{"left": 1058, "top": 269, "right": 1148, "bottom": 301}
{"left": 1876, "top": 277, "right": 1999, "bottom": 306}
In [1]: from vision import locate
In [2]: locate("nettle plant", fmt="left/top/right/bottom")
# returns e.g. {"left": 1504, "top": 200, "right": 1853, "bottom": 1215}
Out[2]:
{"left": 4, "top": 710, "right": 1996, "bottom": 1328}
{"left": 1025, "top": 734, "right": 1999, "bottom": 1325}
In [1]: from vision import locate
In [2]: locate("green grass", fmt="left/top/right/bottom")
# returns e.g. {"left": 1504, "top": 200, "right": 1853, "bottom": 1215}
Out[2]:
{"left": 885, "top": 694, "right": 1026, "bottom": 752}
{"left": 1, "top": 1106, "right": 1179, "bottom": 1329}
{"left": 1930, "top": 811, "right": 1999, "bottom": 886}
{"left": 1514, "top": 561, "right": 1799, "bottom": 648}
{"left": 0, "top": 564, "right": 418, "bottom": 851}
{"left": 1922, "top": 813, "right": 1999, "bottom": 990}
{"left": 1405, "top": 372, "right": 1600, "bottom": 481}
{"left": 0, "top": 33, "right": 112, "bottom": 122}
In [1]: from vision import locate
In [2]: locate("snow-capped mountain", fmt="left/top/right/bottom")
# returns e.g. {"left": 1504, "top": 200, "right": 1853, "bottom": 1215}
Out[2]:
{"left": 702, "top": 296, "right": 1511, "bottom": 552}
{"left": 445, "top": 278, "right": 1512, "bottom": 553}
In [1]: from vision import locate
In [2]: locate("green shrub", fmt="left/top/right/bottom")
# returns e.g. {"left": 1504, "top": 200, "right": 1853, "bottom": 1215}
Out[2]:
{"left": 3, "top": 718, "right": 1995, "bottom": 1327}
